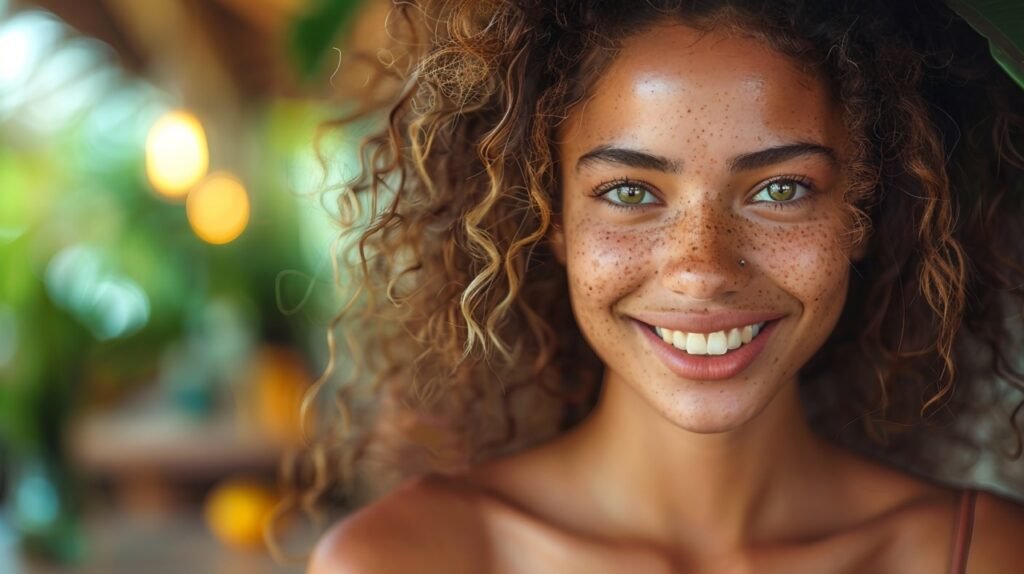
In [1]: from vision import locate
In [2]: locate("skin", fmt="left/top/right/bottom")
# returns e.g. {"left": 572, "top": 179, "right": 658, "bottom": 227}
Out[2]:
{"left": 310, "top": 24, "right": 1024, "bottom": 574}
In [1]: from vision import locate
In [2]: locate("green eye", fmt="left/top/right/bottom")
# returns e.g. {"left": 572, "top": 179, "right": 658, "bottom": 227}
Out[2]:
{"left": 599, "top": 182, "right": 658, "bottom": 207}
{"left": 616, "top": 185, "right": 647, "bottom": 204}
{"left": 752, "top": 179, "right": 811, "bottom": 204}
{"left": 767, "top": 181, "right": 796, "bottom": 201}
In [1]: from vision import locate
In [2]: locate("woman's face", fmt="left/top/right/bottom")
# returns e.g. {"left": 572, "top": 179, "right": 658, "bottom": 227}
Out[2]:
{"left": 555, "top": 24, "right": 855, "bottom": 432}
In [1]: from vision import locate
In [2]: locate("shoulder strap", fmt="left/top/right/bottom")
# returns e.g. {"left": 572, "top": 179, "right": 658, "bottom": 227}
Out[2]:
{"left": 948, "top": 489, "right": 978, "bottom": 574}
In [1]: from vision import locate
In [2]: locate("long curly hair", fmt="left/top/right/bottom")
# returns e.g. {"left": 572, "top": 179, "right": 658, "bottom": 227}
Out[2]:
{"left": 272, "top": 0, "right": 1024, "bottom": 547}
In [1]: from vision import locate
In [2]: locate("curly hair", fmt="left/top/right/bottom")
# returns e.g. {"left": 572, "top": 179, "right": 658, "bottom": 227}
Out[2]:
{"left": 270, "top": 0, "right": 1024, "bottom": 549}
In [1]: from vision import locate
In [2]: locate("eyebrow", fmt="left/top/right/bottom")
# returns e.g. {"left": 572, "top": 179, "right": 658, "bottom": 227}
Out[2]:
{"left": 575, "top": 142, "right": 838, "bottom": 174}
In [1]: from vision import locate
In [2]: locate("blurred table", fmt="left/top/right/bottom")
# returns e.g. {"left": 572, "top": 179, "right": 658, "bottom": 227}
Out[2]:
{"left": 69, "top": 392, "right": 283, "bottom": 480}
{"left": 68, "top": 389, "right": 286, "bottom": 512}
{"left": 6, "top": 508, "right": 306, "bottom": 574}
{"left": 35, "top": 389, "right": 315, "bottom": 573}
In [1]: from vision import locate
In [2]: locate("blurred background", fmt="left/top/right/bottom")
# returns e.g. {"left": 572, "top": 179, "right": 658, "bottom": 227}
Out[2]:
{"left": 0, "top": 0, "right": 378, "bottom": 571}
{"left": 0, "top": 1, "right": 1022, "bottom": 572}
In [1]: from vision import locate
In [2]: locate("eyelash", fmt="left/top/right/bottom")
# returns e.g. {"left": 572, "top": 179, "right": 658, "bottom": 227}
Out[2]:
{"left": 589, "top": 178, "right": 660, "bottom": 211}
{"left": 590, "top": 175, "right": 817, "bottom": 211}
{"left": 753, "top": 175, "right": 816, "bottom": 210}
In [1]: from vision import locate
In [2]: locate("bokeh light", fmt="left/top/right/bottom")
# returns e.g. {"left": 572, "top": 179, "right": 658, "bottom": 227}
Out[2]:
{"left": 88, "top": 279, "right": 151, "bottom": 340}
{"left": 0, "top": 11, "right": 64, "bottom": 117}
{"left": 13, "top": 463, "right": 59, "bottom": 531}
{"left": 0, "top": 1, "right": 362, "bottom": 569}
{"left": 186, "top": 173, "right": 251, "bottom": 245}
{"left": 44, "top": 245, "right": 151, "bottom": 340}
{"left": 145, "top": 110, "right": 209, "bottom": 198}
{"left": 203, "top": 478, "right": 278, "bottom": 549}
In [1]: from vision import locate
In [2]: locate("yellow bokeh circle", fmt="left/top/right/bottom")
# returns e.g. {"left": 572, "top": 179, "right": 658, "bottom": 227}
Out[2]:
{"left": 145, "top": 110, "right": 209, "bottom": 198}
{"left": 186, "top": 173, "right": 250, "bottom": 245}
{"left": 204, "top": 478, "right": 278, "bottom": 549}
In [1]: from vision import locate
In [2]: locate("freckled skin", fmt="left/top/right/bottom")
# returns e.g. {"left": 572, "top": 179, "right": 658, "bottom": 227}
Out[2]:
{"left": 430, "top": 27, "right": 975, "bottom": 571}
{"left": 313, "top": 21, "right": 1024, "bottom": 574}
{"left": 553, "top": 25, "right": 853, "bottom": 431}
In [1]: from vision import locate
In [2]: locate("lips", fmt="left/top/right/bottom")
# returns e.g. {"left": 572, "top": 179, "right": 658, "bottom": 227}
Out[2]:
{"left": 634, "top": 317, "right": 781, "bottom": 381}
{"left": 629, "top": 309, "right": 785, "bottom": 334}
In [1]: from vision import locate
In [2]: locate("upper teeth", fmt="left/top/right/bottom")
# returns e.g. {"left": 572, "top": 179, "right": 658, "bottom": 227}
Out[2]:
{"left": 654, "top": 323, "right": 765, "bottom": 356}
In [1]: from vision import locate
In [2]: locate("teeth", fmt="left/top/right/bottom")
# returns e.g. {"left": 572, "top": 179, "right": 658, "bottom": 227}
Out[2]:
{"left": 672, "top": 330, "right": 686, "bottom": 348}
{"left": 653, "top": 322, "right": 767, "bottom": 356}
{"left": 685, "top": 333, "right": 707, "bottom": 355}
{"left": 706, "top": 331, "right": 727, "bottom": 355}
{"left": 727, "top": 328, "right": 742, "bottom": 350}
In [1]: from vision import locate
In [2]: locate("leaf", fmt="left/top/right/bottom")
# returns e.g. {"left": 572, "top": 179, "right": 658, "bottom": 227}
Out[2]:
{"left": 947, "top": 0, "right": 1024, "bottom": 90}
{"left": 289, "top": 0, "right": 364, "bottom": 81}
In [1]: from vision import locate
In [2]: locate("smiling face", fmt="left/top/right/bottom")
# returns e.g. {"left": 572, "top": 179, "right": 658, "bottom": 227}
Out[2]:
{"left": 554, "top": 24, "right": 856, "bottom": 433}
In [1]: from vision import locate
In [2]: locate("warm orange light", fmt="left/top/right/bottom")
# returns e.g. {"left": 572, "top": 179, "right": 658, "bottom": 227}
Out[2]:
{"left": 145, "top": 110, "right": 209, "bottom": 198}
{"left": 204, "top": 478, "right": 278, "bottom": 549}
{"left": 186, "top": 173, "right": 250, "bottom": 245}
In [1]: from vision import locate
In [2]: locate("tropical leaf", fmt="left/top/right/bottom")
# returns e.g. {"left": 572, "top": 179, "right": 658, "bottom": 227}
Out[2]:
{"left": 947, "top": 0, "right": 1024, "bottom": 90}
{"left": 289, "top": 0, "right": 365, "bottom": 81}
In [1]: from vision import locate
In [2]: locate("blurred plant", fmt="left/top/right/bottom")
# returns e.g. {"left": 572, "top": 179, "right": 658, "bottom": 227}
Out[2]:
{"left": 0, "top": 6, "right": 340, "bottom": 564}
{"left": 289, "top": 0, "right": 365, "bottom": 80}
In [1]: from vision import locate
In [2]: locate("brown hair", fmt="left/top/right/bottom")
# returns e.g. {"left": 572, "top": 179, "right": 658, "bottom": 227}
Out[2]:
{"left": 272, "top": 0, "right": 1024, "bottom": 549}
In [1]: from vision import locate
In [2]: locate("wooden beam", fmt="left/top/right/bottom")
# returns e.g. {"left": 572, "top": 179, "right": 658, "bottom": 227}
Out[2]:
{"left": 212, "top": 0, "right": 308, "bottom": 35}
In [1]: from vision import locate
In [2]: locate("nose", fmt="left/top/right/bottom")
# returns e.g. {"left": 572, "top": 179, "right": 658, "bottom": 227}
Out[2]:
{"left": 659, "top": 203, "right": 751, "bottom": 300}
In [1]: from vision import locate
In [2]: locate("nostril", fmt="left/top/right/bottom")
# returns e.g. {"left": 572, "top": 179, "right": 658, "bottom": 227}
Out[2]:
{"left": 660, "top": 255, "right": 752, "bottom": 300}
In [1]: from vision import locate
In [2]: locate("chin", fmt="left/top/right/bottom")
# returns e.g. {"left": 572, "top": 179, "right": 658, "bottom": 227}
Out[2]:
{"left": 666, "top": 400, "right": 766, "bottom": 434}
{"left": 636, "top": 372, "right": 792, "bottom": 435}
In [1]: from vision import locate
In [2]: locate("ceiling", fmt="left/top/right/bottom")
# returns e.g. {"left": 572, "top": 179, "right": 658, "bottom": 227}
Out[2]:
{"left": 12, "top": 0, "right": 313, "bottom": 98}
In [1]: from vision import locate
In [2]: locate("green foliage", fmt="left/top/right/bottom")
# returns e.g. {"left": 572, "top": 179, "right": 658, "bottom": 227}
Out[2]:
{"left": 289, "top": 0, "right": 365, "bottom": 80}
{"left": 948, "top": 0, "right": 1024, "bottom": 90}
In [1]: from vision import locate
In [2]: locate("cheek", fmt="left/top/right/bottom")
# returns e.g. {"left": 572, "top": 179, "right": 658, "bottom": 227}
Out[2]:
{"left": 564, "top": 214, "right": 656, "bottom": 308}
{"left": 751, "top": 217, "right": 851, "bottom": 314}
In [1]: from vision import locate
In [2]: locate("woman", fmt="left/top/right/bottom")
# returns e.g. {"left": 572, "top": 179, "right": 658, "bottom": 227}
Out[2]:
{"left": 296, "top": 0, "right": 1024, "bottom": 571}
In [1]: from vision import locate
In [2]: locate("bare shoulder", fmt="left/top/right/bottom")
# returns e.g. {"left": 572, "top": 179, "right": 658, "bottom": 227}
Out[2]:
{"left": 307, "top": 475, "right": 491, "bottom": 574}
{"left": 965, "top": 490, "right": 1024, "bottom": 573}
{"left": 828, "top": 449, "right": 1022, "bottom": 572}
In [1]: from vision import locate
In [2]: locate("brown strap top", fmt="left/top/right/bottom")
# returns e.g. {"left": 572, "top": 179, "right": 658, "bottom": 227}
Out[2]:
{"left": 948, "top": 489, "right": 978, "bottom": 574}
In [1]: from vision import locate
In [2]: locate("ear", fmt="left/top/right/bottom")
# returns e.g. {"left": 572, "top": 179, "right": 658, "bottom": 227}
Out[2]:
{"left": 548, "top": 219, "right": 567, "bottom": 266}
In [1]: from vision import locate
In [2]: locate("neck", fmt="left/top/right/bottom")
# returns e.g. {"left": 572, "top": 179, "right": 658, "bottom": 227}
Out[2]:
{"left": 563, "top": 370, "right": 841, "bottom": 554}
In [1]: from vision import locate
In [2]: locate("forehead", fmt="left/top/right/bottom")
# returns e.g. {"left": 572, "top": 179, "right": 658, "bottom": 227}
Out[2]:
{"left": 561, "top": 24, "right": 845, "bottom": 156}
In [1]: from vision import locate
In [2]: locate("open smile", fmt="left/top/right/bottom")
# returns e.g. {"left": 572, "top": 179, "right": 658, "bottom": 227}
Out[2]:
{"left": 651, "top": 322, "right": 766, "bottom": 356}
{"left": 634, "top": 317, "right": 783, "bottom": 381}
